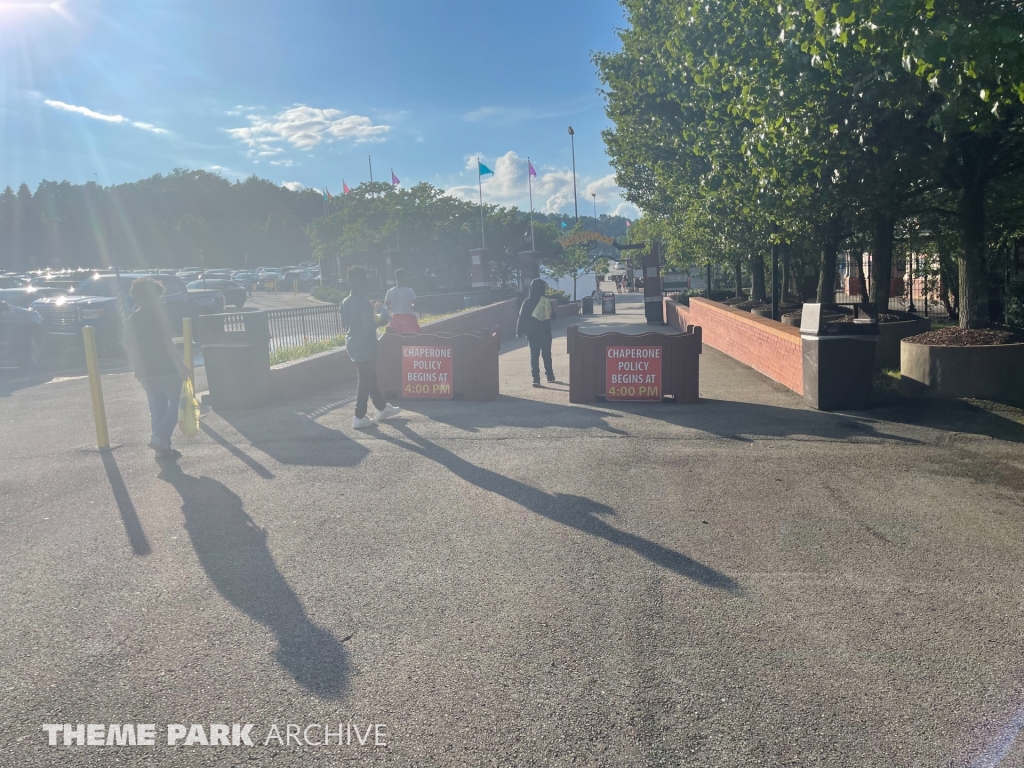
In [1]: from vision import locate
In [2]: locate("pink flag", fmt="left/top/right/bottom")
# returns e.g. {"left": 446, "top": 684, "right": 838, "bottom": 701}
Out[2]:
{"left": 528, "top": 160, "right": 537, "bottom": 177}
{"left": 391, "top": 171, "right": 400, "bottom": 186}
{"left": 343, "top": 181, "right": 351, "bottom": 194}
{"left": 626, "top": 219, "right": 632, "bottom": 226}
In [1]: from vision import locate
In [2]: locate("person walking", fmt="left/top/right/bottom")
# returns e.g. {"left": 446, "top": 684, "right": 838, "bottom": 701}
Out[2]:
{"left": 341, "top": 265, "right": 401, "bottom": 429}
{"left": 124, "top": 277, "right": 191, "bottom": 459}
{"left": 517, "top": 278, "right": 555, "bottom": 388}
{"left": 384, "top": 268, "right": 420, "bottom": 333}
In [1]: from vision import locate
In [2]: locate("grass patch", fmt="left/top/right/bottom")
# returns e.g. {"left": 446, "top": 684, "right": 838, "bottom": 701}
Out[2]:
{"left": 270, "top": 335, "right": 345, "bottom": 365}
{"left": 311, "top": 286, "right": 348, "bottom": 304}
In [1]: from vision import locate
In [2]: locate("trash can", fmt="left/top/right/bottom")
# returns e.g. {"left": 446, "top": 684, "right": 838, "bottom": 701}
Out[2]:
{"left": 800, "top": 303, "right": 878, "bottom": 410}
{"left": 199, "top": 310, "right": 272, "bottom": 410}
{"left": 601, "top": 292, "right": 616, "bottom": 315}
{"left": 582, "top": 295, "right": 594, "bottom": 315}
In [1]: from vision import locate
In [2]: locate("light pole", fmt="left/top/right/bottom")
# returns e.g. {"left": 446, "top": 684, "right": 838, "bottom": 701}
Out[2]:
{"left": 568, "top": 126, "right": 578, "bottom": 224}
{"left": 592, "top": 193, "right": 597, "bottom": 228}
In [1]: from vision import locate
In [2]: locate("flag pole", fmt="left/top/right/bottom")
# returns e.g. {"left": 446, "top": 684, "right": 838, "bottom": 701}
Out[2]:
{"left": 478, "top": 159, "right": 486, "bottom": 250}
{"left": 528, "top": 157, "right": 535, "bottom": 251}
{"left": 368, "top": 156, "right": 374, "bottom": 197}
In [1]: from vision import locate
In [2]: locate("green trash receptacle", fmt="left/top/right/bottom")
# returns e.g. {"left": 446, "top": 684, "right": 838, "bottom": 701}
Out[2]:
{"left": 199, "top": 310, "right": 272, "bottom": 410}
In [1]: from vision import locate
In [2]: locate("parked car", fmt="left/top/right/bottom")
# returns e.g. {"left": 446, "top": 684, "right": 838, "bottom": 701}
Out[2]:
{"left": 31, "top": 273, "right": 195, "bottom": 355}
{"left": 176, "top": 269, "right": 203, "bottom": 283}
{"left": 256, "top": 269, "right": 284, "bottom": 289}
{"left": 0, "top": 286, "right": 66, "bottom": 307}
{"left": 0, "top": 275, "right": 31, "bottom": 289}
{"left": 187, "top": 279, "right": 244, "bottom": 308}
{"left": 0, "top": 300, "right": 46, "bottom": 369}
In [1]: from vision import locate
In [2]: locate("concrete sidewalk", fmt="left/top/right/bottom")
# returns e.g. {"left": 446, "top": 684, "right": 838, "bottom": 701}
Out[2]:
{"left": 3, "top": 294, "right": 1024, "bottom": 767}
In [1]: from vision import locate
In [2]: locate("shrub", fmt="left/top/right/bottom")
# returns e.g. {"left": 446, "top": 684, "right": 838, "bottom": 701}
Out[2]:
{"left": 270, "top": 335, "right": 346, "bottom": 366}
{"left": 545, "top": 287, "right": 571, "bottom": 305}
{"left": 312, "top": 286, "right": 348, "bottom": 304}
{"left": 1005, "top": 274, "right": 1024, "bottom": 330}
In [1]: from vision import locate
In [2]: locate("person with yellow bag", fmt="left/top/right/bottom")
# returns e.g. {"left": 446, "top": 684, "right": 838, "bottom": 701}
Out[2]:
{"left": 517, "top": 278, "right": 556, "bottom": 388}
{"left": 124, "top": 278, "right": 192, "bottom": 460}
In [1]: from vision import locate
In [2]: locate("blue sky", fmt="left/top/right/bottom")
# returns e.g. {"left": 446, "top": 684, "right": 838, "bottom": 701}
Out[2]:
{"left": 0, "top": 0, "right": 637, "bottom": 217}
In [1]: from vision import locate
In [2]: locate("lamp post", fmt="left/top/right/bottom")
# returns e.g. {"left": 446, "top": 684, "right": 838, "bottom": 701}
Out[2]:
{"left": 568, "top": 126, "right": 578, "bottom": 224}
{"left": 592, "top": 193, "right": 597, "bottom": 228}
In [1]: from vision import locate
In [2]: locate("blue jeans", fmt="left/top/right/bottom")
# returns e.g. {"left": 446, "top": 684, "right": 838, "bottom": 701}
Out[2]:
{"left": 141, "top": 374, "right": 183, "bottom": 449}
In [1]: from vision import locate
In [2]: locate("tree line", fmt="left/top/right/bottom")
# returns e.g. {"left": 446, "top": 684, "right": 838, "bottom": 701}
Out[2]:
{"left": 596, "top": 0, "right": 1024, "bottom": 328}
{"left": 0, "top": 169, "right": 631, "bottom": 293}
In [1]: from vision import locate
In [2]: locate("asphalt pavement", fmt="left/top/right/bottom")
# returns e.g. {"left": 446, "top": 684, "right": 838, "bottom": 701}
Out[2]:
{"left": 3, "top": 294, "right": 1024, "bottom": 767}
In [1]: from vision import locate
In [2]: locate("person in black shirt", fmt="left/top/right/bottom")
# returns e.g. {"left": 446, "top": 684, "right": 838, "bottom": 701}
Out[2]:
{"left": 124, "top": 278, "right": 190, "bottom": 459}
{"left": 517, "top": 278, "right": 556, "bottom": 387}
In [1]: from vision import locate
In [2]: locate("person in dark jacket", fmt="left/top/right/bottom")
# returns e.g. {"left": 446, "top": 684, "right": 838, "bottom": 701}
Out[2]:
{"left": 340, "top": 265, "right": 401, "bottom": 429}
{"left": 124, "top": 277, "right": 191, "bottom": 459}
{"left": 517, "top": 278, "right": 556, "bottom": 387}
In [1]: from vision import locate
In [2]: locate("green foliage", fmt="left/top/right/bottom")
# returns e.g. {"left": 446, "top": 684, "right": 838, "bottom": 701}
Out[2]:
{"left": 596, "top": 0, "right": 1024, "bottom": 327}
{"left": 545, "top": 287, "right": 571, "bottom": 305}
{"left": 269, "top": 335, "right": 346, "bottom": 366}
{"left": 311, "top": 286, "right": 348, "bottom": 304}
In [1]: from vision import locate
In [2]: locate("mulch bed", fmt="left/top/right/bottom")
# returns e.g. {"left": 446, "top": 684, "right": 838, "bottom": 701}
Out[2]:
{"left": 904, "top": 327, "right": 1024, "bottom": 346}
{"left": 733, "top": 301, "right": 766, "bottom": 310}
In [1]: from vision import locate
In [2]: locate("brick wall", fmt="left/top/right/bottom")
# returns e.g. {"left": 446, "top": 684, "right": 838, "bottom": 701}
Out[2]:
{"left": 664, "top": 297, "right": 803, "bottom": 395}
{"left": 268, "top": 297, "right": 521, "bottom": 400}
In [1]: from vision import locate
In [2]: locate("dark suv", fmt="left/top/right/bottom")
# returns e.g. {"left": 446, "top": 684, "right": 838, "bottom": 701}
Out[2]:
{"left": 31, "top": 273, "right": 196, "bottom": 354}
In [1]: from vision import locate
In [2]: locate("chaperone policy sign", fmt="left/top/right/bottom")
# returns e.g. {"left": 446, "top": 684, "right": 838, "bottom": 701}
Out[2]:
{"left": 605, "top": 346, "right": 662, "bottom": 401}
{"left": 402, "top": 346, "right": 453, "bottom": 399}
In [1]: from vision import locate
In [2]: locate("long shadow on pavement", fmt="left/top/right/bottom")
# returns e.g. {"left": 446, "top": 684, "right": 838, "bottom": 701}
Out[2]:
{"left": 158, "top": 463, "right": 349, "bottom": 699}
{"left": 400, "top": 394, "right": 629, "bottom": 435}
{"left": 374, "top": 423, "right": 738, "bottom": 592}
{"left": 215, "top": 404, "right": 369, "bottom": 468}
{"left": 100, "top": 450, "right": 152, "bottom": 556}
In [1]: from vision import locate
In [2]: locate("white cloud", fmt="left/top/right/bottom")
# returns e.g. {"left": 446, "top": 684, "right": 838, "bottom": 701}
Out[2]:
{"left": 43, "top": 98, "right": 167, "bottom": 134}
{"left": 281, "top": 181, "right": 304, "bottom": 192}
{"left": 227, "top": 106, "right": 390, "bottom": 156}
{"left": 446, "top": 151, "right": 639, "bottom": 218}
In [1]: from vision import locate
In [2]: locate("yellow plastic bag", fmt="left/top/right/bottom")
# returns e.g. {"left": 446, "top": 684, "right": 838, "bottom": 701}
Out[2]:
{"left": 177, "top": 378, "right": 200, "bottom": 438}
{"left": 531, "top": 296, "right": 553, "bottom": 321}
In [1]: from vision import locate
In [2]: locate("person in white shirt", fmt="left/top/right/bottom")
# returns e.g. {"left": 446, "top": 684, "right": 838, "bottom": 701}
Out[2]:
{"left": 384, "top": 268, "right": 420, "bottom": 333}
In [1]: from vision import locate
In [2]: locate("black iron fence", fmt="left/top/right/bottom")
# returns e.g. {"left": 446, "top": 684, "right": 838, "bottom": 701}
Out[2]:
{"left": 834, "top": 253, "right": 950, "bottom": 318}
{"left": 266, "top": 304, "right": 343, "bottom": 354}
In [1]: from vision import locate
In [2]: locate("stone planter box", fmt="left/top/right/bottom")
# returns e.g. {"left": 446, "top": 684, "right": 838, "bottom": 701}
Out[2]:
{"left": 900, "top": 340, "right": 1024, "bottom": 401}
{"left": 874, "top": 316, "right": 931, "bottom": 371}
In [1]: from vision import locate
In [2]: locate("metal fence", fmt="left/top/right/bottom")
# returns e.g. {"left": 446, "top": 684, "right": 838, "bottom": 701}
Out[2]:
{"left": 266, "top": 304, "right": 342, "bottom": 353}
{"left": 834, "top": 253, "right": 950, "bottom": 319}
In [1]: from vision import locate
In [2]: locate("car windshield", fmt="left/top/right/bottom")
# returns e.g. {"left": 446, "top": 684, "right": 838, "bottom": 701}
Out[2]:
{"left": 186, "top": 281, "right": 204, "bottom": 289}
{"left": 71, "top": 276, "right": 133, "bottom": 297}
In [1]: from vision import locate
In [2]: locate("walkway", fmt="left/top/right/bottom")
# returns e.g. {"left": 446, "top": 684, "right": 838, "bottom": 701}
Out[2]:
{"left": 2, "top": 294, "right": 1024, "bottom": 766}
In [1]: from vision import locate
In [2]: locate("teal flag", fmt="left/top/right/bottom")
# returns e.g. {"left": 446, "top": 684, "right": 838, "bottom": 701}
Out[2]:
{"left": 478, "top": 162, "right": 494, "bottom": 177}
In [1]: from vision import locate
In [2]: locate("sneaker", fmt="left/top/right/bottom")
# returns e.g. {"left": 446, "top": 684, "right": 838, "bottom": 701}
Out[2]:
{"left": 546, "top": 376, "right": 556, "bottom": 383}
{"left": 532, "top": 382, "right": 543, "bottom": 388}
{"left": 352, "top": 415, "right": 375, "bottom": 429}
{"left": 374, "top": 403, "right": 402, "bottom": 421}
{"left": 154, "top": 446, "right": 182, "bottom": 459}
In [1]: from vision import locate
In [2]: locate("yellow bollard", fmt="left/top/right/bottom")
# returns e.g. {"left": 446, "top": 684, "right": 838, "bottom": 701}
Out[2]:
{"left": 182, "top": 317, "right": 194, "bottom": 386}
{"left": 82, "top": 326, "right": 110, "bottom": 450}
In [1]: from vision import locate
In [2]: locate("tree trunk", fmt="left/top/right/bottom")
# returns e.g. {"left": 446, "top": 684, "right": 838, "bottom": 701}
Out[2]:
{"left": 816, "top": 239, "right": 838, "bottom": 303}
{"left": 780, "top": 244, "right": 791, "bottom": 301}
{"left": 734, "top": 257, "right": 743, "bottom": 298}
{"left": 869, "top": 213, "right": 896, "bottom": 313}
{"left": 958, "top": 174, "right": 988, "bottom": 329}
{"left": 751, "top": 253, "right": 766, "bottom": 301}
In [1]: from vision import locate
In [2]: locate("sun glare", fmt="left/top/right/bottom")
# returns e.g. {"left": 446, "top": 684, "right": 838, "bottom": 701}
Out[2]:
{"left": 0, "top": 0, "right": 69, "bottom": 17}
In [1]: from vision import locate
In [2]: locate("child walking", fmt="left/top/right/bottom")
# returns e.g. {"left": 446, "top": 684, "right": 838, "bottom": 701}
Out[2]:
{"left": 517, "top": 278, "right": 555, "bottom": 388}
{"left": 341, "top": 266, "right": 401, "bottom": 429}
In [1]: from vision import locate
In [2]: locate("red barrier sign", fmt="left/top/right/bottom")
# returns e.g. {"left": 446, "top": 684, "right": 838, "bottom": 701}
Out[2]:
{"left": 605, "top": 346, "right": 662, "bottom": 401}
{"left": 401, "top": 345, "right": 453, "bottom": 399}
